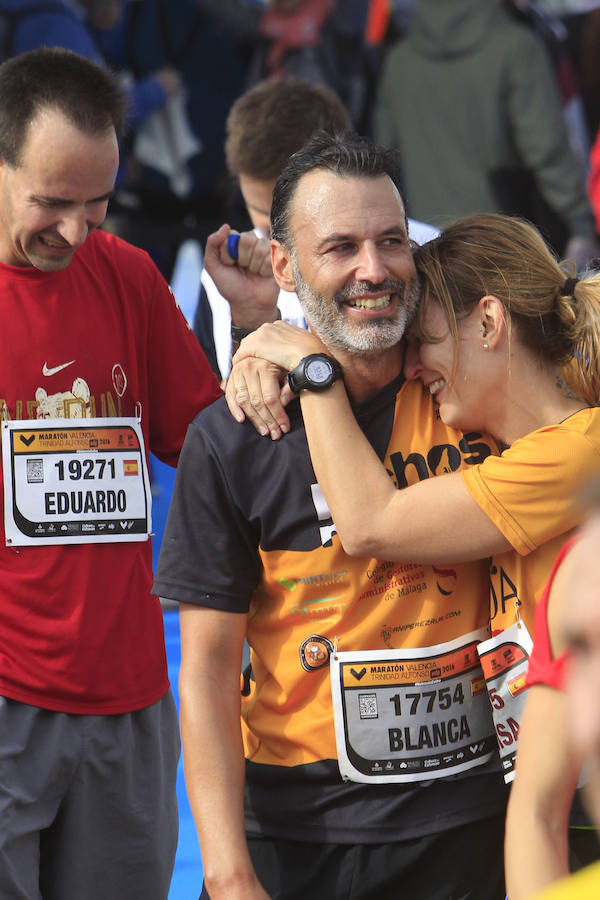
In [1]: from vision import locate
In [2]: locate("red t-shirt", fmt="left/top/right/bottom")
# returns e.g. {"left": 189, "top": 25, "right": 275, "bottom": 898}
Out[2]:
{"left": 0, "top": 229, "right": 221, "bottom": 714}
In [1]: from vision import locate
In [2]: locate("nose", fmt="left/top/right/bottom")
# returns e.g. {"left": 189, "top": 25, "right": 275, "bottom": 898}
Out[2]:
{"left": 57, "top": 210, "right": 89, "bottom": 248}
{"left": 403, "top": 340, "right": 424, "bottom": 381}
{"left": 355, "top": 242, "right": 387, "bottom": 284}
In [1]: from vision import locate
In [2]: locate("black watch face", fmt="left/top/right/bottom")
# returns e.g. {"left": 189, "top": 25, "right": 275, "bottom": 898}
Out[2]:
{"left": 306, "top": 357, "right": 333, "bottom": 384}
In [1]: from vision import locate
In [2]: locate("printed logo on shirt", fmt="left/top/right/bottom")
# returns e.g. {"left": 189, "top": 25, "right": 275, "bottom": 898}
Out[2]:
{"left": 381, "top": 608, "right": 464, "bottom": 648}
{"left": 389, "top": 432, "right": 491, "bottom": 489}
{"left": 35, "top": 378, "right": 92, "bottom": 419}
{"left": 42, "top": 360, "right": 75, "bottom": 377}
{"left": 2, "top": 361, "right": 128, "bottom": 422}
{"left": 299, "top": 634, "right": 334, "bottom": 672}
{"left": 433, "top": 565, "right": 458, "bottom": 596}
{"left": 112, "top": 364, "right": 127, "bottom": 398}
{"left": 490, "top": 564, "right": 521, "bottom": 623}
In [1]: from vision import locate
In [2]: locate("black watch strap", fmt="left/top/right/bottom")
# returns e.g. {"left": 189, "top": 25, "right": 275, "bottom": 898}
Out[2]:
{"left": 231, "top": 307, "right": 282, "bottom": 346}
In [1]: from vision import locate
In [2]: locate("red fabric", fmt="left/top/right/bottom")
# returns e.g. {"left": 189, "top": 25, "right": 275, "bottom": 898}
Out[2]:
{"left": 260, "top": 0, "right": 336, "bottom": 77}
{"left": 0, "top": 230, "right": 221, "bottom": 714}
{"left": 366, "top": 0, "right": 390, "bottom": 46}
{"left": 525, "top": 536, "right": 579, "bottom": 691}
{"left": 589, "top": 128, "right": 600, "bottom": 234}
{"left": 556, "top": 54, "right": 577, "bottom": 104}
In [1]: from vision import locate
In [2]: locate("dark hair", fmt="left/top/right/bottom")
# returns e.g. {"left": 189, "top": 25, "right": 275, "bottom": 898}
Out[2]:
{"left": 413, "top": 213, "right": 600, "bottom": 406}
{"left": 0, "top": 48, "right": 127, "bottom": 166}
{"left": 271, "top": 130, "right": 406, "bottom": 247}
{"left": 225, "top": 79, "right": 351, "bottom": 180}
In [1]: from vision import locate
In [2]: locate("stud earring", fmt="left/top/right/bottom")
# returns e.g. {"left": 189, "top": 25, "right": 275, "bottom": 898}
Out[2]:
{"left": 483, "top": 343, "right": 489, "bottom": 350}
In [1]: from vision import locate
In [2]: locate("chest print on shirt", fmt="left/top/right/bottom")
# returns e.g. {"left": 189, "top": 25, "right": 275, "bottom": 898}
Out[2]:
{"left": 35, "top": 378, "right": 92, "bottom": 419}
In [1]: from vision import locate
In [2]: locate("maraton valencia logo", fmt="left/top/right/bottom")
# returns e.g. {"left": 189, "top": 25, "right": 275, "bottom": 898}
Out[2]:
{"left": 299, "top": 635, "right": 334, "bottom": 672}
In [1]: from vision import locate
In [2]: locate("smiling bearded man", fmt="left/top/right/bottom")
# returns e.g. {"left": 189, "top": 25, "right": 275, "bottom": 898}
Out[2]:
{"left": 153, "top": 132, "right": 508, "bottom": 900}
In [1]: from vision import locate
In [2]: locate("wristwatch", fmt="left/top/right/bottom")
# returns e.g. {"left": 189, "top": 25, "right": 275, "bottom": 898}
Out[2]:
{"left": 287, "top": 354, "right": 343, "bottom": 393}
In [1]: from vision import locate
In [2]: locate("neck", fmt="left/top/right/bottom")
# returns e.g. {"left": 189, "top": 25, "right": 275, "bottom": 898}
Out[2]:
{"left": 490, "top": 355, "right": 587, "bottom": 446}
{"left": 334, "top": 343, "right": 404, "bottom": 404}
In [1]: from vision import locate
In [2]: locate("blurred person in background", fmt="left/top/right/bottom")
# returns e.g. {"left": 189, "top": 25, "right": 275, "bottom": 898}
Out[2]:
{"left": 3, "top": 0, "right": 184, "bottom": 175}
{"left": 192, "top": 78, "right": 351, "bottom": 381}
{"left": 96, "top": 0, "right": 261, "bottom": 278}
{"left": 374, "top": 0, "right": 599, "bottom": 270}
{"left": 523, "top": 493, "right": 600, "bottom": 898}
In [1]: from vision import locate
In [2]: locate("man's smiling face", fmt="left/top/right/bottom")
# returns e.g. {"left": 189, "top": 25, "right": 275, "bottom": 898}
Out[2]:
{"left": 282, "top": 169, "right": 419, "bottom": 354}
{"left": 0, "top": 107, "right": 117, "bottom": 272}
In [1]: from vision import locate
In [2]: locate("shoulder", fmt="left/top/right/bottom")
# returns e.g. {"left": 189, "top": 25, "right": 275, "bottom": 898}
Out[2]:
{"left": 180, "top": 400, "right": 318, "bottom": 524}
{"left": 84, "top": 230, "right": 154, "bottom": 267}
{"left": 504, "top": 409, "right": 600, "bottom": 454}
{"left": 191, "top": 396, "right": 304, "bottom": 460}
{"left": 13, "top": 1, "right": 99, "bottom": 60}
{"left": 76, "top": 231, "right": 165, "bottom": 292}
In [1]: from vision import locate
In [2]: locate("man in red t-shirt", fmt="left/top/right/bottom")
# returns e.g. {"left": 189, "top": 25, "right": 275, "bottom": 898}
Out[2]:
{"left": 0, "top": 47, "right": 220, "bottom": 900}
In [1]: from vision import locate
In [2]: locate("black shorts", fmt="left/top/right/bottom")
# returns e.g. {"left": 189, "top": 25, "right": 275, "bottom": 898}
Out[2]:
{"left": 200, "top": 814, "right": 506, "bottom": 900}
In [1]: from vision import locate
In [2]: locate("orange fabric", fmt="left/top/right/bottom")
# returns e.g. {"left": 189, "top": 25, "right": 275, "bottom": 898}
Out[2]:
{"left": 461, "top": 409, "right": 600, "bottom": 636}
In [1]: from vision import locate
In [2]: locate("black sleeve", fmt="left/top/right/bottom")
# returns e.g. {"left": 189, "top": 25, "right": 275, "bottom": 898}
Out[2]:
{"left": 152, "top": 417, "right": 262, "bottom": 611}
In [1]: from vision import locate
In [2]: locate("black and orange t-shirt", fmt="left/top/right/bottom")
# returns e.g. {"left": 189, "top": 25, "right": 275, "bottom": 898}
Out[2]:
{"left": 154, "top": 375, "right": 509, "bottom": 841}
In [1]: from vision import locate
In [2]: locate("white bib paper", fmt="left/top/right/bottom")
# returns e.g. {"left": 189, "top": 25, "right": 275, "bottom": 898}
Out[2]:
{"left": 477, "top": 620, "right": 533, "bottom": 783}
{"left": 331, "top": 627, "right": 496, "bottom": 783}
{"left": 2, "top": 418, "right": 152, "bottom": 546}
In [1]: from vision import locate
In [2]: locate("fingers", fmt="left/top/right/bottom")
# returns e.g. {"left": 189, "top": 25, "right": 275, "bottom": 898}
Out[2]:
{"left": 225, "top": 378, "right": 246, "bottom": 424}
{"left": 225, "top": 359, "right": 291, "bottom": 440}
{"left": 205, "top": 224, "right": 235, "bottom": 269}
{"left": 236, "top": 233, "right": 272, "bottom": 276}
{"left": 205, "top": 226, "right": 273, "bottom": 279}
{"left": 280, "top": 381, "right": 296, "bottom": 407}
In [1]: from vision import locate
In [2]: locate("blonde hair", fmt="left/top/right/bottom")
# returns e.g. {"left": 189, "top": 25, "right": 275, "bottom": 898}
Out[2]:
{"left": 413, "top": 213, "right": 600, "bottom": 406}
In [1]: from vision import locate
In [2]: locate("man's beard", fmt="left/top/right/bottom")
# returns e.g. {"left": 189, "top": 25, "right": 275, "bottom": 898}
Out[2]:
{"left": 291, "top": 254, "right": 420, "bottom": 354}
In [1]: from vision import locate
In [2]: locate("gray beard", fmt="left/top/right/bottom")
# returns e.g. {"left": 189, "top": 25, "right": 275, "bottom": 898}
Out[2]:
{"left": 291, "top": 255, "right": 420, "bottom": 355}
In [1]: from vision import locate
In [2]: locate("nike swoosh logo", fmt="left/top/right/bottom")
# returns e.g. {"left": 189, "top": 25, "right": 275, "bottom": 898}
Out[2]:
{"left": 42, "top": 360, "right": 75, "bottom": 377}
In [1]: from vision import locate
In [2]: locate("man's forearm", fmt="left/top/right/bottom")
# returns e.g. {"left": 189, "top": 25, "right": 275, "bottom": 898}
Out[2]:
{"left": 180, "top": 678, "right": 268, "bottom": 898}
{"left": 177, "top": 601, "right": 270, "bottom": 899}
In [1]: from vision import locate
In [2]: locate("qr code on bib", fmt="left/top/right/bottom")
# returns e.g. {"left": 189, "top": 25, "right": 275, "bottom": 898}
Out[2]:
{"left": 359, "top": 693, "right": 378, "bottom": 719}
{"left": 26, "top": 459, "right": 44, "bottom": 483}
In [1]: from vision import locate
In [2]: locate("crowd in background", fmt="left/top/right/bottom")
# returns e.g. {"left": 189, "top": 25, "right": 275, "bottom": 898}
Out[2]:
{"left": 9, "top": 0, "right": 600, "bottom": 279}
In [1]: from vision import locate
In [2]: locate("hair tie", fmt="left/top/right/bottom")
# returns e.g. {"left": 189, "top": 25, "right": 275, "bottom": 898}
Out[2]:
{"left": 560, "top": 276, "right": 579, "bottom": 297}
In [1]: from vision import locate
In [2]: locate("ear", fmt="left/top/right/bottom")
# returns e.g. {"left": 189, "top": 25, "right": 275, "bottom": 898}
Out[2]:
{"left": 270, "top": 240, "right": 296, "bottom": 292}
{"left": 477, "top": 295, "right": 506, "bottom": 350}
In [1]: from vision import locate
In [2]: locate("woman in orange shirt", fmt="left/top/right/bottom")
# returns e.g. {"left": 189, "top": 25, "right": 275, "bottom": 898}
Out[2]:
{"left": 228, "top": 212, "right": 600, "bottom": 897}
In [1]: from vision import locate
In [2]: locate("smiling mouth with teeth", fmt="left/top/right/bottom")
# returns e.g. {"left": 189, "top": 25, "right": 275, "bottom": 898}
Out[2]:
{"left": 40, "top": 237, "right": 70, "bottom": 249}
{"left": 347, "top": 294, "right": 391, "bottom": 310}
{"left": 428, "top": 378, "right": 446, "bottom": 395}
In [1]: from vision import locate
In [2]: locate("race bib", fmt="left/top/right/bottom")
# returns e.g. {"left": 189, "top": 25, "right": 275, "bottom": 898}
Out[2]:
{"left": 478, "top": 620, "right": 533, "bottom": 783}
{"left": 2, "top": 418, "right": 152, "bottom": 546}
{"left": 330, "top": 627, "right": 496, "bottom": 783}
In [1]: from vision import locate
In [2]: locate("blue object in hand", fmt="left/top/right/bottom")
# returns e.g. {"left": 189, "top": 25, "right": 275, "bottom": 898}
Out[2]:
{"left": 227, "top": 233, "right": 240, "bottom": 261}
